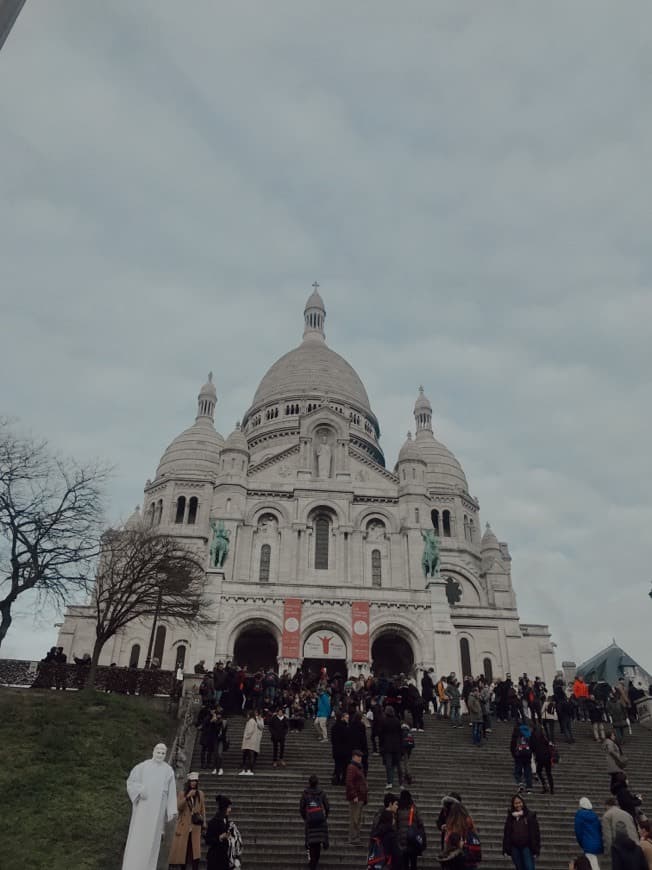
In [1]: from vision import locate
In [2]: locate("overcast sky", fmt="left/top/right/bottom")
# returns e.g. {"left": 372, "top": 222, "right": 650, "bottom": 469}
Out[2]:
{"left": 1, "top": 2, "right": 650, "bottom": 674}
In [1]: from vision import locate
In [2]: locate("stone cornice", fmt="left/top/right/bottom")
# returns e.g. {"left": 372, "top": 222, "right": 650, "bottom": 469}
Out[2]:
{"left": 220, "top": 593, "right": 430, "bottom": 611}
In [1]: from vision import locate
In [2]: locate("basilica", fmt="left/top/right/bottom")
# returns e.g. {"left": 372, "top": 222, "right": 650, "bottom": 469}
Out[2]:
{"left": 57, "top": 287, "right": 556, "bottom": 685}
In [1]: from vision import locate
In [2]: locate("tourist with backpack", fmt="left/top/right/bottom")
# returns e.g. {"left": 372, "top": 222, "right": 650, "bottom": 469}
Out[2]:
{"left": 502, "top": 795, "right": 541, "bottom": 870}
{"left": 530, "top": 724, "right": 555, "bottom": 795}
{"left": 368, "top": 809, "right": 403, "bottom": 869}
{"left": 442, "top": 802, "right": 481, "bottom": 869}
{"left": 510, "top": 723, "right": 534, "bottom": 794}
{"left": 299, "top": 774, "right": 330, "bottom": 870}
{"left": 397, "top": 789, "right": 426, "bottom": 869}
{"left": 542, "top": 697, "right": 557, "bottom": 743}
{"left": 380, "top": 705, "right": 403, "bottom": 790}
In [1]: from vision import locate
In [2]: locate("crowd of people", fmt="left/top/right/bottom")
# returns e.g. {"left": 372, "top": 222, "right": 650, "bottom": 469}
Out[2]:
{"left": 181, "top": 660, "right": 650, "bottom": 870}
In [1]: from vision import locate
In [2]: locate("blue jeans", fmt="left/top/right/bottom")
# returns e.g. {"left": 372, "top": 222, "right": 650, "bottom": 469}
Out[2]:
{"left": 514, "top": 758, "right": 532, "bottom": 788}
{"left": 510, "top": 846, "right": 535, "bottom": 870}
{"left": 472, "top": 722, "right": 482, "bottom": 745}
{"left": 450, "top": 705, "right": 460, "bottom": 724}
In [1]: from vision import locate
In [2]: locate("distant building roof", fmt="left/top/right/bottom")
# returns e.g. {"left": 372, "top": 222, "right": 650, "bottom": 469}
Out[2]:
{"left": 576, "top": 641, "right": 651, "bottom": 687}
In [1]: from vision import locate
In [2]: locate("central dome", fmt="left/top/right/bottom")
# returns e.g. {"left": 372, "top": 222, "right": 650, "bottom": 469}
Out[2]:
{"left": 251, "top": 341, "right": 372, "bottom": 411}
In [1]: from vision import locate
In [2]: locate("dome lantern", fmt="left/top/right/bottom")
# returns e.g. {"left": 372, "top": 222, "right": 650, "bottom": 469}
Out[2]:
{"left": 303, "top": 281, "right": 326, "bottom": 343}
{"left": 414, "top": 385, "right": 433, "bottom": 434}
{"left": 197, "top": 371, "right": 217, "bottom": 422}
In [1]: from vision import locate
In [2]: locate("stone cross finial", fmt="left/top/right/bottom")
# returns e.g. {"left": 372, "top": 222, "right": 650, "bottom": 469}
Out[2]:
{"left": 208, "top": 371, "right": 213, "bottom": 382}
{"left": 312, "top": 281, "right": 320, "bottom": 291}
{"left": 418, "top": 385, "right": 424, "bottom": 394}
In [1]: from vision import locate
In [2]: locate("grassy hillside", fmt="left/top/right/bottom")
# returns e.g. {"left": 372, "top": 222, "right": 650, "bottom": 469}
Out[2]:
{"left": 0, "top": 688, "right": 174, "bottom": 870}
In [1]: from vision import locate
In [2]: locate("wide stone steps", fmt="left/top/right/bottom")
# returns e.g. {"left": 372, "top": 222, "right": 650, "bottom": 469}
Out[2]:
{"left": 187, "top": 715, "right": 651, "bottom": 869}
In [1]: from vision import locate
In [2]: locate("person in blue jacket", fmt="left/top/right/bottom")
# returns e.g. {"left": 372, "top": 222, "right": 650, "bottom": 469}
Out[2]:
{"left": 315, "top": 688, "right": 332, "bottom": 741}
{"left": 574, "top": 797, "right": 603, "bottom": 870}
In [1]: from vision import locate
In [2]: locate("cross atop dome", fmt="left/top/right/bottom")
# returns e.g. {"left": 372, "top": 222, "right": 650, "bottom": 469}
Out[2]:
{"left": 303, "top": 282, "right": 326, "bottom": 343}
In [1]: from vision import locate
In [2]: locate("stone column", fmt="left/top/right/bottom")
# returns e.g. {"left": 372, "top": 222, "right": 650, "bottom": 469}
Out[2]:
{"left": 426, "top": 578, "right": 459, "bottom": 677}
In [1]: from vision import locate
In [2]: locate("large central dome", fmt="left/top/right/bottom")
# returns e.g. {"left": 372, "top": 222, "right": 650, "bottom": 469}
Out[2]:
{"left": 252, "top": 341, "right": 372, "bottom": 411}
{"left": 248, "top": 286, "right": 373, "bottom": 415}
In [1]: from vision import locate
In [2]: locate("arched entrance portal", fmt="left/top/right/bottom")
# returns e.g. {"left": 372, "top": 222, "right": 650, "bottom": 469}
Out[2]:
{"left": 371, "top": 632, "right": 414, "bottom": 677}
{"left": 302, "top": 628, "right": 348, "bottom": 683}
{"left": 233, "top": 627, "right": 278, "bottom": 672}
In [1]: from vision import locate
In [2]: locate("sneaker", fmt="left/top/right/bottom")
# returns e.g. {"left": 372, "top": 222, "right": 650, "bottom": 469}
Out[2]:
{"left": 272, "top": 761, "right": 278, "bottom": 768}
{"left": 217, "top": 769, "right": 223, "bottom": 776}
{"left": 385, "top": 783, "right": 393, "bottom": 790}
{"left": 418, "top": 728, "right": 424, "bottom": 732}
{"left": 247, "top": 770, "right": 255, "bottom": 776}
{"left": 211, "top": 769, "right": 217, "bottom": 775}
{"left": 280, "top": 760, "right": 286, "bottom": 767}
{"left": 238, "top": 770, "right": 246, "bottom": 776}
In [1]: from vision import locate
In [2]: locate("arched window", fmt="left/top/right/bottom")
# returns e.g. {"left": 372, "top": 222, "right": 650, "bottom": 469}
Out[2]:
{"left": 464, "top": 515, "right": 469, "bottom": 540}
{"left": 469, "top": 519, "right": 475, "bottom": 542}
{"left": 187, "top": 497, "right": 198, "bottom": 525}
{"left": 259, "top": 544, "right": 271, "bottom": 582}
{"left": 153, "top": 625, "right": 166, "bottom": 667}
{"left": 314, "top": 516, "right": 330, "bottom": 570}
{"left": 431, "top": 509, "right": 440, "bottom": 536}
{"left": 129, "top": 643, "right": 141, "bottom": 668}
{"left": 483, "top": 657, "right": 493, "bottom": 682}
{"left": 148, "top": 503, "right": 155, "bottom": 526}
{"left": 175, "top": 496, "right": 186, "bottom": 524}
{"left": 155, "top": 500, "right": 163, "bottom": 525}
{"left": 175, "top": 645, "right": 187, "bottom": 670}
{"left": 415, "top": 508, "right": 420, "bottom": 524}
{"left": 371, "top": 549, "right": 382, "bottom": 587}
{"left": 460, "top": 637, "right": 472, "bottom": 678}
{"left": 443, "top": 510, "right": 451, "bottom": 537}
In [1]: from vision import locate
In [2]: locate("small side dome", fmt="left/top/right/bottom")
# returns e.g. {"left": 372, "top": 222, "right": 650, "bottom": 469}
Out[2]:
{"left": 224, "top": 422, "right": 249, "bottom": 453}
{"left": 481, "top": 522, "right": 501, "bottom": 552}
{"left": 156, "top": 420, "right": 224, "bottom": 480}
{"left": 125, "top": 505, "right": 142, "bottom": 529}
{"left": 397, "top": 431, "right": 422, "bottom": 463}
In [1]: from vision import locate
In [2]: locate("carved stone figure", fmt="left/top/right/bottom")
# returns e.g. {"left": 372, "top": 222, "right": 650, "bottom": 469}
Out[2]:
{"left": 316, "top": 434, "right": 332, "bottom": 478}
{"left": 421, "top": 529, "right": 440, "bottom": 579}
{"left": 367, "top": 520, "right": 386, "bottom": 542}
{"left": 122, "top": 743, "right": 177, "bottom": 870}
{"left": 209, "top": 518, "right": 230, "bottom": 568}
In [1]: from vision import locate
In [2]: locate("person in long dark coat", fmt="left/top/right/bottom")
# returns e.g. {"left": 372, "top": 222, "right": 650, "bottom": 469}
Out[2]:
{"left": 299, "top": 774, "right": 330, "bottom": 870}
{"left": 348, "top": 712, "right": 369, "bottom": 775}
{"left": 369, "top": 809, "right": 403, "bottom": 869}
{"left": 204, "top": 795, "right": 232, "bottom": 870}
{"left": 330, "top": 711, "right": 351, "bottom": 785}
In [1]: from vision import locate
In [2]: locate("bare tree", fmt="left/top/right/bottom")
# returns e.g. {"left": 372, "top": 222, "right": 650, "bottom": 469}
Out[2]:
{"left": 0, "top": 420, "right": 108, "bottom": 649}
{"left": 86, "top": 523, "right": 210, "bottom": 687}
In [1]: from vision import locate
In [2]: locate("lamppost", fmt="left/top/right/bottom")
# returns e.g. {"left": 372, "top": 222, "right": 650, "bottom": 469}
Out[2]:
{"left": 144, "top": 587, "right": 163, "bottom": 668}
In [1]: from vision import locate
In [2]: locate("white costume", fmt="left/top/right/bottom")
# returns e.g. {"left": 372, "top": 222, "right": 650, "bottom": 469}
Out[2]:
{"left": 122, "top": 743, "right": 177, "bottom": 870}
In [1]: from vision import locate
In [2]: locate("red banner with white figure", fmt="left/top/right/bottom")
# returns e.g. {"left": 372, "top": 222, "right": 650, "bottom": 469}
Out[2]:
{"left": 351, "top": 601, "right": 370, "bottom": 662}
{"left": 282, "top": 598, "right": 302, "bottom": 658}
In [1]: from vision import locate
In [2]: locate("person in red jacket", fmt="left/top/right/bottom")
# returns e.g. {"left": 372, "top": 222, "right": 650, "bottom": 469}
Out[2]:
{"left": 345, "top": 748, "right": 368, "bottom": 845}
{"left": 573, "top": 676, "right": 590, "bottom": 722}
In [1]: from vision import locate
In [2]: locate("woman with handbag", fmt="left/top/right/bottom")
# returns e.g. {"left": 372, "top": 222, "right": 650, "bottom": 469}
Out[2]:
{"left": 168, "top": 773, "right": 206, "bottom": 869}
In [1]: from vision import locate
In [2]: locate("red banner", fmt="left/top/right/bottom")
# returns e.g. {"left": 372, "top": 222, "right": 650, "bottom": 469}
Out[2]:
{"left": 282, "top": 598, "right": 302, "bottom": 658}
{"left": 351, "top": 601, "right": 370, "bottom": 662}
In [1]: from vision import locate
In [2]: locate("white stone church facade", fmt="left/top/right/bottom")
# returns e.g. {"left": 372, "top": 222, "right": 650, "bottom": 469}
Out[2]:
{"left": 57, "top": 288, "right": 556, "bottom": 685}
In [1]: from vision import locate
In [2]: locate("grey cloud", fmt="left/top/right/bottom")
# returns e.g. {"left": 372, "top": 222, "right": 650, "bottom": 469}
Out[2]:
{"left": 1, "top": 2, "right": 650, "bottom": 672}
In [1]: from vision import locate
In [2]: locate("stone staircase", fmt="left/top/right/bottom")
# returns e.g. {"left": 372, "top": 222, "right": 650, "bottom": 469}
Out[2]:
{"left": 190, "top": 715, "right": 651, "bottom": 868}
